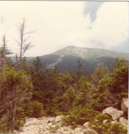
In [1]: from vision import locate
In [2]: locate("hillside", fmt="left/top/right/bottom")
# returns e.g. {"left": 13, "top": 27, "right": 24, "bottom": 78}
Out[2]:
{"left": 29, "top": 46, "right": 128, "bottom": 75}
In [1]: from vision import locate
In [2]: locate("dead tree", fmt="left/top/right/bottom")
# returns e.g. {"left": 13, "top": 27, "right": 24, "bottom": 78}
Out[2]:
{"left": 14, "top": 18, "right": 34, "bottom": 70}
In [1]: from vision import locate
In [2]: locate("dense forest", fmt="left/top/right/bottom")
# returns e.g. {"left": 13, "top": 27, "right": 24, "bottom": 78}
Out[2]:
{"left": 0, "top": 19, "right": 128, "bottom": 133}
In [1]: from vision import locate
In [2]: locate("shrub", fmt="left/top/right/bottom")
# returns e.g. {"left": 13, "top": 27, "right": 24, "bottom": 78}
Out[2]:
{"left": 63, "top": 105, "right": 100, "bottom": 126}
{"left": 25, "top": 100, "right": 44, "bottom": 117}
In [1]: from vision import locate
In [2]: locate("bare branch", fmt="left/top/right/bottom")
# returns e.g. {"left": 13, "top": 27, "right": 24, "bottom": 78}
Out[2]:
{"left": 13, "top": 38, "right": 20, "bottom": 45}
{"left": 23, "top": 34, "right": 31, "bottom": 43}
{"left": 22, "top": 43, "right": 31, "bottom": 56}
{"left": 24, "top": 29, "right": 37, "bottom": 35}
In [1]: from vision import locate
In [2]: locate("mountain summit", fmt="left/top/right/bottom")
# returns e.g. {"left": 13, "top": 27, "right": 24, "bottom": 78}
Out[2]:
{"left": 52, "top": 46, "right": 128, "bottom": 60}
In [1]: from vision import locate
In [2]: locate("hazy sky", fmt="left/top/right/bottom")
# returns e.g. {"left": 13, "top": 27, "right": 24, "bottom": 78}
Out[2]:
{"left": 0, "top": 1, "right": 128, "bottom": 56}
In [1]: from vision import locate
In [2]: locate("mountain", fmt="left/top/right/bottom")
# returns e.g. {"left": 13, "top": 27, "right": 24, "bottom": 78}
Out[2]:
{"left": 29, "top": 46, "right": 128, "bottom": 75}
{"left": 52, "top": 46, "right": 128, "bottom": 60}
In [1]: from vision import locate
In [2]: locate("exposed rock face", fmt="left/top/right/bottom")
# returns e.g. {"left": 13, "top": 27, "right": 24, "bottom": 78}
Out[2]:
{"left": 102, "top": 107, "right": 124, "bottom": 120}
{"left": 121, "top": 98, "right": 128, "bottom": 113}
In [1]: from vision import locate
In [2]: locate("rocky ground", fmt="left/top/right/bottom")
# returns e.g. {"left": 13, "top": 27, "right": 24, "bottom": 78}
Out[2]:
{"left": 16, "top": 98, "right": 128, "bottom": 134}
{"left": 19, "top": 115, "right": 98, "bottom": 134}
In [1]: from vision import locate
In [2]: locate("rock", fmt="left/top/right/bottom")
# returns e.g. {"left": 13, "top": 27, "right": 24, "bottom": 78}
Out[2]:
{"left": 102, "top": 107, "right": 124, "bottom": 120}
{"left": 48, "top": 122, "right": 53, "bottom": 126}
{"left": 55, "top": 115, "right": 63, "bottom": 122}
{"left": 111, "top": 120, "right": 119, "bottom": 124}
{"left": 75, "top": 132, "right": 83, "bottom": 134}
{"left": 102, "top": 119, "right": 107, "bottom": 124}
{"left": 57, "top": 126, "right": 74, "bottom": 134}
{"left": 83, "top": 122, "right": 90, "bottom": 129}
{"left": 20, "top": 130, "right": 39, "bottom": 134}
{"left": 121, "top": 98, "right": 128, "bottom": 113}
{"left": 74, "top": 127, "right": 82, "bottom": 132}
{"left": 84, "top": 129, "right": 98, "bottom": 134}
{"left": 119, "top": 117, "right": 128, "bottom": 129}
{"left": 48, "top": 117, "right": 55, "bottom": 123}
{"left": 25, "top": 118, "right": 39, "bottom": 126}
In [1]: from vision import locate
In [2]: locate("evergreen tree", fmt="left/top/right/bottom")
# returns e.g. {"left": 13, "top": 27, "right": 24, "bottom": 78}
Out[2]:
{"left": 32, "top": 56, "right": 43, "bottom": 72}
{"left": 0, "top": 69, "right": 33, "bottom": 132}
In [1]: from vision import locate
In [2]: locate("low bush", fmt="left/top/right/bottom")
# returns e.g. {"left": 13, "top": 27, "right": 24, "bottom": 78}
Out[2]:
{"left": 63, "top": 105, "right": 100, "bottom": 126}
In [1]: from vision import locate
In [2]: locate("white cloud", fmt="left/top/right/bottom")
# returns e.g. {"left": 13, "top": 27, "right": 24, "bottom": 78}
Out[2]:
{"left": 0, "top": 1, "right": 128, "bottom": 56}
{"left": 89, "top": 2, "right": 128, "bottom": 49}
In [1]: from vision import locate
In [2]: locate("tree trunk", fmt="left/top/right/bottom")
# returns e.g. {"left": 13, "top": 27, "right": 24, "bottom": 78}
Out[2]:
{"left": 11, "top": 101, "right": 17, "bottom": 132}
{"left": 5, "top": 109, "right": 9, "bottom": 131}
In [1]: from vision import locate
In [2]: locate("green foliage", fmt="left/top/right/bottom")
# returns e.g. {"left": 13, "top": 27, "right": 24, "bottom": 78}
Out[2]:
{"left": 0, "top": 123, "right": 6, "bottom": 132}
{"left": 113, "top": 58, "right": 127, "bottom": 69}
{"left": 32, "top": 56, "right": 43, "bottom": 72}
{"left": 63, "top": 106, "right": 100, "bottom": 126}
{"left": 118, "top": 92, "right": 128, "bottom": 99}
{"left": 0, "top": 55, "right": 128, "bottom": 133}
{"left": 91, "top": 66, "right": 110, "bottom": 86}
{"left": 106, "top": 123, "right": 127, "bottom": 134}
{"left": 0, "top": 68, "right": 33, "bottom": 92}
{"left": 25, "top": 101, "right": 44, "bottom": 117}
{"left": 90, "top": 113, "right": 127, "bottom": 134}
{"left": 0, "top": 68, "right": 33, "bottom": 132}
{"left": 14, "top": 107, "right": 26, "bottom": 130}
{"left": 89, "top": 58, "right": 128, "bottom": 110}
{"left": 89, "top": 96, "right": 104, "bottom": 111}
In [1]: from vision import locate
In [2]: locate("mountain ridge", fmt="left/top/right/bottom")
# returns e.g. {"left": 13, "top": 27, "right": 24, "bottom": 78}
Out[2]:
{"left": 28, "top": 46, "right": 128, "bottom": 75}
{"left": 50, "top": 46, "right": 128, "bottom": 60}
{"left": 9, "top": 46, "right": 127, "bottom": 75}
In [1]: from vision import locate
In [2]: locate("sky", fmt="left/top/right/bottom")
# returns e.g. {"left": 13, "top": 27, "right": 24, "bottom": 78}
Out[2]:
{"left": 0, "top": 1, "right": 128, "bottom": 57}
